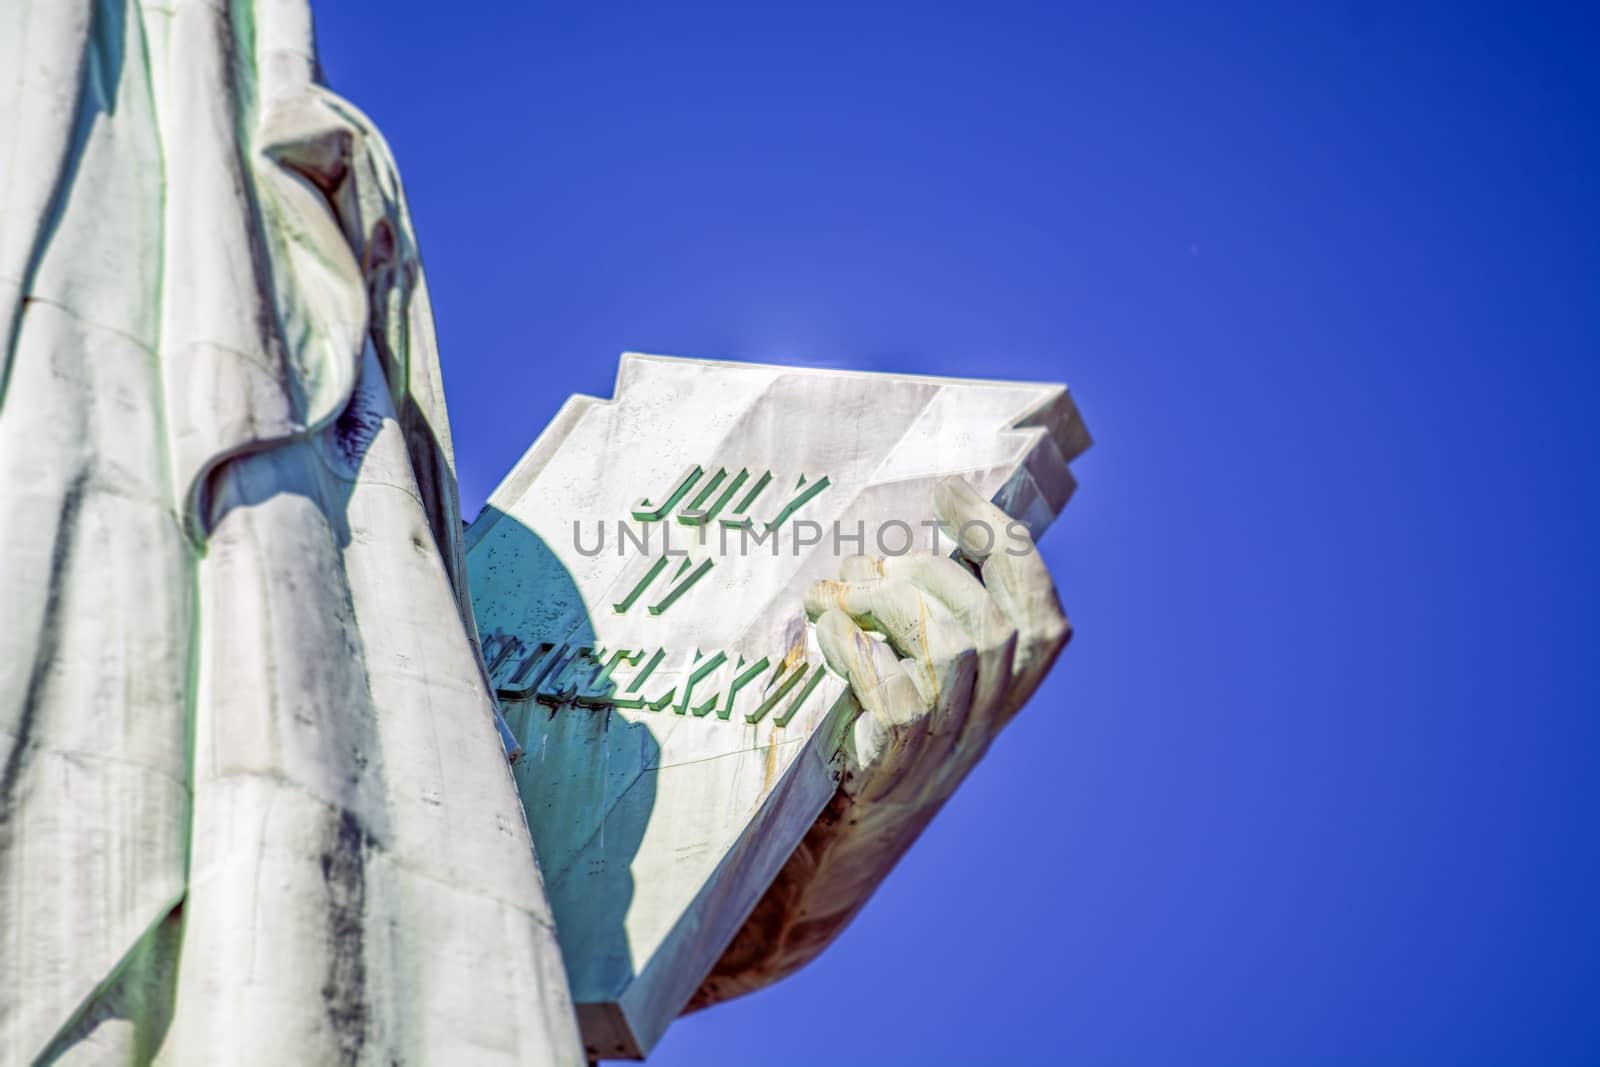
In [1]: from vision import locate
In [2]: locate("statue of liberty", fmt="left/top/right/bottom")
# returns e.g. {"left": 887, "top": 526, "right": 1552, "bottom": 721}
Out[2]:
{"left": 0, "top": 3, "right": 1074, "bottom": 1063}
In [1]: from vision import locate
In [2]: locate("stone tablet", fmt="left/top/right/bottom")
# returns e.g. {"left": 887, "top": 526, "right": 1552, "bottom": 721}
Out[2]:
{"left": 464, "top": 353, "right": 1088, "bottom": 1058}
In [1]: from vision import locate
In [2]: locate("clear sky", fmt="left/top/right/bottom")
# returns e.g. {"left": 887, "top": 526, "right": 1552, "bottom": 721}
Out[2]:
{"left": 315, "top": 4, "right": 1598, "bottom": 1063}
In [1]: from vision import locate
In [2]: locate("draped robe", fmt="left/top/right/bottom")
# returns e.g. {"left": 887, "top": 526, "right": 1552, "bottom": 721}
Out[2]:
{"left": 0, "top": 2, "right": 583, "bottom": 1062}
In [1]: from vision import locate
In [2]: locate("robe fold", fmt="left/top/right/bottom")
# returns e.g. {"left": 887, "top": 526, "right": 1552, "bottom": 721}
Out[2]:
{"left": 0, "top": 2, "right": 583, "bottom": 1062}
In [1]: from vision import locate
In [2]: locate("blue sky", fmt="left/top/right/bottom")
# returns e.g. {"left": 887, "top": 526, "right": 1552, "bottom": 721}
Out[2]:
{"left": 316, "top": 4, "right": 1598, "bottom": 1063}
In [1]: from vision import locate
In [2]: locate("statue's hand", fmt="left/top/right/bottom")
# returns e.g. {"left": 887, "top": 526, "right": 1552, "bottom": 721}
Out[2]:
{"left": 687, "top": 476, "right": 1069, "bottom": 1011}
{"left": 805, "top": 476, "right": 1070, "bottom": 812}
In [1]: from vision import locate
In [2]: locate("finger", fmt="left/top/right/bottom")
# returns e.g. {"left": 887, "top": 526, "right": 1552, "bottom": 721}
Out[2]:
{"left": 805, "top": 577, "right": 976, "bottom": 738}
{"left": 979, "top": 536, "right": 1070, "bottom": 720}
{"left": 933, "top": 476, "right": 1070, "bottom": 721}
{"left": 839, "top": 554, "right": 878, "bottom": 582}
{"left": 814, "top": 608, "right": 931, "bottom": 800}
{"left": 933, "top": 476, "right": 1013, "bottom": 564}
{"left": 813, "top": 606, "right": 912, "bottom": 714}
{"left": 879, "top": 552, "right": 1017, "bottom": 741}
